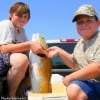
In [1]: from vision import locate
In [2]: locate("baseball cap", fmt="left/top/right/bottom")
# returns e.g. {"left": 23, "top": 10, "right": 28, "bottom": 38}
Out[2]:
{"left": 72, "top": 4, "right": 99, "bottom": 22}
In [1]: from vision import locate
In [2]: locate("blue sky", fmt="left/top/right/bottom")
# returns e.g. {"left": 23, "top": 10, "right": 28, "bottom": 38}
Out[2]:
{"left": 0, "top": 0, "right": 100, "bottom": 40}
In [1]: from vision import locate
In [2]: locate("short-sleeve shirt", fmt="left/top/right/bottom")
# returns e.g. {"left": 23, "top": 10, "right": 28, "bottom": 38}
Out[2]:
{"left": 73, "top": 31, "right": 100, "bottom": 67}
{"left": 0, "top": 19, "right": 28, "bottom": 45}
{"left": 73, "top": 31, "right": 100, "bottom": 81}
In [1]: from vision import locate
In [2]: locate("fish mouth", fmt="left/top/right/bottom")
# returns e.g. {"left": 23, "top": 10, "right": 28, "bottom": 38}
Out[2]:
{"left": 37, "top": 53, "right": 46, "bottom": 57}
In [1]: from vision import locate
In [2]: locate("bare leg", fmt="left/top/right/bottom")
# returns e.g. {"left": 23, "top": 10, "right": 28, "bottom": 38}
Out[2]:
{"left": 16, "top": 69, "right": 31, "bottom": 97}
{"left": 7, "top": 53, "right": 29, "bottom": 97}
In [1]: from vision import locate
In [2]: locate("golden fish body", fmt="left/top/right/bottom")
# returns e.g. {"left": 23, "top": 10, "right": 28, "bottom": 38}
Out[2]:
{"left": 29, "top": 33, "right": 52, "bottom": 93}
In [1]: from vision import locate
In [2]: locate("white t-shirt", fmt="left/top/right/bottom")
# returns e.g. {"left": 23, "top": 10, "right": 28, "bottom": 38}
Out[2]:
{"left": 0, "top": 19, "right": 28, "bottom": 45}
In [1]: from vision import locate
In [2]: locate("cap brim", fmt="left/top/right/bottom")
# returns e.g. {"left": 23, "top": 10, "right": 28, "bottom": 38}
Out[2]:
{"left": 72, "top": 14, "right": 99, "bottom": 22}
{"left": 72, "top": 16, "right": 77, "bottom": 22}
{"left": 72, "top": 14, "right": 89, "bottom": 22}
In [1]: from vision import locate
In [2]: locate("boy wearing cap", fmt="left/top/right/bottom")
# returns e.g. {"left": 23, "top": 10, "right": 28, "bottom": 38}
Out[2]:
{"left": 48, "top": 4, "right": 100, "bottom": 100}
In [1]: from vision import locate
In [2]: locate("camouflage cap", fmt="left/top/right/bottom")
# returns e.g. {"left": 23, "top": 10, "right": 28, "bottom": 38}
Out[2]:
{"left": 72, "top": 4, "right": 99, "bottom": 22}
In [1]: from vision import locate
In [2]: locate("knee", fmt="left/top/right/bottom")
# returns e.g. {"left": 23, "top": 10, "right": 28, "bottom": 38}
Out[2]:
{"left": 67, "top": 84, "right": 87, "bottom": 100}
{"left": 67, "top": 84, "right": 78, "bottom": 99}
{"left": 10, "top": 53, "right": 29, "bottom": 70}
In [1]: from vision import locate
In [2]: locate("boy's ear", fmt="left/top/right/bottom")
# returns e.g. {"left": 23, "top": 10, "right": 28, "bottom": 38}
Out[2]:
{"left": 97, "top": 19, "right": 100, "bottom": 27}
{"left": 98, "top": 20, "right": 100, "bottom": 27}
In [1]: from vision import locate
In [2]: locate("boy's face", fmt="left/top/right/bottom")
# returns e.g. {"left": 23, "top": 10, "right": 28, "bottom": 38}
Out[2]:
{"left": 10, "top": 13, "right": 29, "bottom": 30}
{"left": 76, "top": 16, "right": 100, "bottom": 41}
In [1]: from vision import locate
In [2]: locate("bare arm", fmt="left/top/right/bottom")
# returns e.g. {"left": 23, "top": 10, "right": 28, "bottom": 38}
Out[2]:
{"left": 47, "top": 46, "right": 78, "bottom": 69}
{"left": 63, "top": 62, "right": 100, "bottom": 86}
{"left": 58, "top": 48, "right": 78, "bottom": 69}
{"left": 0, "top": 41, "right": 46, "bottom": 54}
{"left": 0, "top": 41, "right": 31, "bottom": 53}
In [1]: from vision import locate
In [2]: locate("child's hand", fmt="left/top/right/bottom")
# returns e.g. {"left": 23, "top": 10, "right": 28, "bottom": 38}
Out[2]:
{"left": 30, "top": 41, "right": 49, "bottom": 57}
{"left": 47, "top": 46, "right": 61, "bottom": 58}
